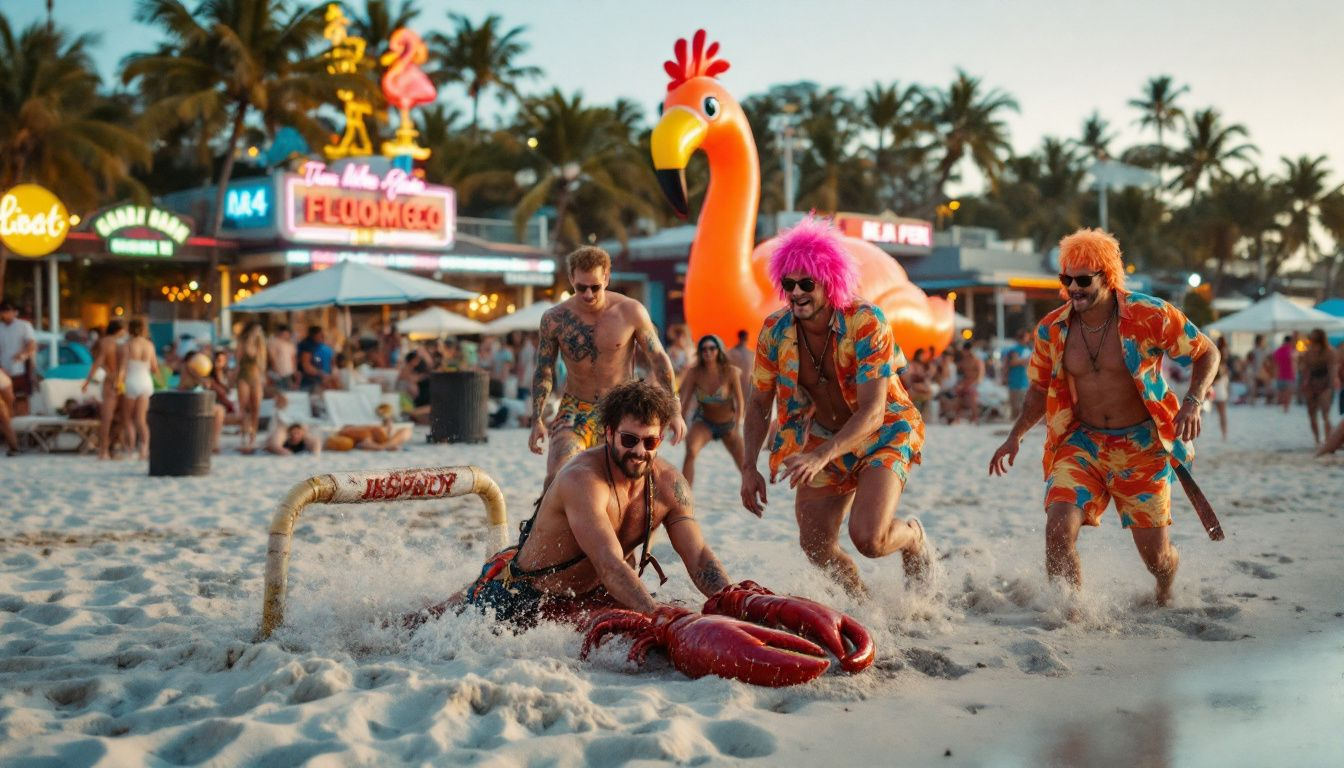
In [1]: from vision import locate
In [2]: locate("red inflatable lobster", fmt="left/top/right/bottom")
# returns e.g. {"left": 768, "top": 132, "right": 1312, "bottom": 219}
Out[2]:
{"left": 581, "top": 581, "right": 874, "bottom": 687}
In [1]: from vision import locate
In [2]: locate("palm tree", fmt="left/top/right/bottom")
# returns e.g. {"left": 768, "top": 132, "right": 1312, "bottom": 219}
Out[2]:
{"left": 429, "top": 13, "right": 541, "bottom": 140}
{"left": 0, "top": 15, "right": 150, "bottom": 292}
{"left": 348, "top": 0, "right": 421, "bottom": 57}
{"left": 1317, "top": 189, "right": 1344, "bottom": 296}
{"left": 512, "top": 89, "right": 656, "bottom": 251}
{"left": 1128, "top": 75, "right": 1188, "bottom": 187}
{"left": 1167, "top": 108, "right": 1256, "bottom": 203}
{"left": 124, "top": 0, "right": 349, "bottom": 312}
{"left": 795, "top": 87, "right": 864, "bottom": 213}
{"left": 1075, "top": 110, "right": 1115, "bottom": 160}
{"left": 1277, "top": 155, "right": 1339, "bottom": 278}
{"left": 928, "top": 70, "right": 1019, "bottom": 206}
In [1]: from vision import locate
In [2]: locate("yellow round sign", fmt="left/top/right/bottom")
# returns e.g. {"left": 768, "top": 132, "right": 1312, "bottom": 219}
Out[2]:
{"left": 0, "top": 184, "right": 71, "bottom": 257}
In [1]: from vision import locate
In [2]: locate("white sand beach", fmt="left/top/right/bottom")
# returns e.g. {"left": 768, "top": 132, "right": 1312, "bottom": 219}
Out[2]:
{"left": 1, "top": 406, "right": 1340, "bottom": 766}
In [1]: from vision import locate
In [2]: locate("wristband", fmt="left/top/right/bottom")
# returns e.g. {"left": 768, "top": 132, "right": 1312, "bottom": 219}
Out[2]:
{"left": 1182, "top": 394, "right": 1202, "bottom": 407}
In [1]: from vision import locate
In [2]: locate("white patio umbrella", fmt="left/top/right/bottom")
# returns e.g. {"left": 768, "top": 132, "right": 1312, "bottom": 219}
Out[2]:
{"left": 1205, "top": 293, "right": 1344, "bottom": 335}
{"left": 231, "top": 260, "right": 473, "bottom": 311}
{"left": 484, "top": 300, "right": 556, "bottom": 334}
{"left": 397, "top": 305, "right": 488, "bottom": 338}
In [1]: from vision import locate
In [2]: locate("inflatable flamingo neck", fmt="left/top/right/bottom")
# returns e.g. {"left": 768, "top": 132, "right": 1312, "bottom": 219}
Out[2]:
{"left": 687, "top": 93, "right": 764, "bottom": 311}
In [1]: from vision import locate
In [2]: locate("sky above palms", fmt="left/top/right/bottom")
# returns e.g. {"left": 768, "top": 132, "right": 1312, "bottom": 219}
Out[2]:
{"left": 10, "top": 0, "right": 1344, "bottom": 196}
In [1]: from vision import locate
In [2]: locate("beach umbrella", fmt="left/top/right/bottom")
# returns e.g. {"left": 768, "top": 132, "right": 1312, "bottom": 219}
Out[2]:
{"left": 1205, "top": 292, "right": 1344, "bottom": 335}
{"left": 397, "top": 305, "right": 488, "bottom": 338}
{"left": 231, "top": 260, "right": 473, "bottom": 311}
{"left": 484, "top": 300, "right": 556, "bottom": 333}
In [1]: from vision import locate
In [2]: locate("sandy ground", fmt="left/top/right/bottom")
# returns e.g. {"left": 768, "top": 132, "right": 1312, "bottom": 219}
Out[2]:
{"left": 0, "top": 405, "right": 1341, "bottom": 767}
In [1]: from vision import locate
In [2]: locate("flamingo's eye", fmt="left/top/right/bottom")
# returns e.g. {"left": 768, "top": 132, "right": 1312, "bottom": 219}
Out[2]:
{"left": 702, "top": 96, "right": 720, "bottom": 120}
{"left": 657, "top": 102, "right": 664, "bottom": 117}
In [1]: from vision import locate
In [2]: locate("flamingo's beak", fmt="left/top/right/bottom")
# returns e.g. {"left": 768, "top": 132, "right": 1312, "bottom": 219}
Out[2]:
{"left": 651, "top": 106, "right": 706, "bottom": 220}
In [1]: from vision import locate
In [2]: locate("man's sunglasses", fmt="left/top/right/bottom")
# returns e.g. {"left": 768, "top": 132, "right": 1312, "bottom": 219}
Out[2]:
{"left": 574, "top": 282, "right": 605, "bottom": 295}
{"left": 1059, "top": 272, "right": 1101, "bottom": 288}
{"left": 617, "top": 430, "right": 662, "bottom": 450}
{"left": 781, "top": 277, "right": 817, "bottom": 293}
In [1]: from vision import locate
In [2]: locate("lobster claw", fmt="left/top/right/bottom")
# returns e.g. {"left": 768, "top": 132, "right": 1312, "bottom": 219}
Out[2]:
{"left": 580, "top": 608, "right": 652, "bottom": 660}
{"left": 703, "top": 580, "right": 876, "bottom": 674}
{"left": 651, "top": 606, "right": 830, "bottom": 687}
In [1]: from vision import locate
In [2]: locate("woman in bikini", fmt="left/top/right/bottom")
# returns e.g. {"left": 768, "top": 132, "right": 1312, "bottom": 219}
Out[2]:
{"left": 236, "top": 322, "right": 268, "bottom": 452}
{"left": 118, "top": 318, "right": 159, "bottom": 460}
{"left": 1300, "top": 328, "right": 1336, "bottom": 445}
{"left": 677, "top": 334, "right": 746, "bottom": 487}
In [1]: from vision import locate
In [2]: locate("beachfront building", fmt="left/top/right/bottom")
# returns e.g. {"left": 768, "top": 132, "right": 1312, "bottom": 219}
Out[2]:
{"left": 158, "top": 157, "right": 557, "bottom": 335}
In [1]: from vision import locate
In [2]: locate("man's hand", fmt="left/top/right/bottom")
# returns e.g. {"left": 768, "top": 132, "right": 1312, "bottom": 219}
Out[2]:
{"left": 740, "top": 466, "right": 768, "bottom": 517}
{"left": 779, "top": 448, "right": 829, "bottom": 489}
{"left": 1174, "top": 400, "right": 1202, "bottom": 442}
{"left": 668, "top": 412, "right": 687, "bottom": 445}
{"left": 988, "top": 434, "right": 1021, "bottom": 476}
{"left": 529, "top": 419, "right": 548, "bottom": 454}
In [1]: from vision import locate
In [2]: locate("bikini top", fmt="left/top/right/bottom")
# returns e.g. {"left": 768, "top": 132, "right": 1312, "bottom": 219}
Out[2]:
{"left": 695, "top": 381, "right": 733, "bottom": 408}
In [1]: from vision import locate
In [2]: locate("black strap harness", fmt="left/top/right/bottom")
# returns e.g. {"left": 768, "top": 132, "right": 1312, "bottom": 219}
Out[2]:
{"left": 502, "top": 459, "right": 666, "bottom": 586}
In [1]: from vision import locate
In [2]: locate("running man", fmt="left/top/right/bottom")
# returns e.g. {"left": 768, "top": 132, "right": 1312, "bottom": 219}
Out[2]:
{"left": 739, "top": 217, "right": 929, "bottom": 597}
{"left": 529, "top": 246, "right": 687, "bottom": 485}
{"left": 988, "top": 229, "right": 1219, "bottom": 606}
{"left": 413, "top": 381, "right": 730, "bottom": 627}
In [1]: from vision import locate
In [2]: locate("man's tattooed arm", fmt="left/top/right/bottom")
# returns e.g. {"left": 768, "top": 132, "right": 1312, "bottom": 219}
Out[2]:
{"left": 664, "top": 473, "right": 731, "bottom": 597}
{"left": 532, "top": 312, "right": 560, "bottom": 422}
{"left": 638, "top": 324, "right": 678, "bottom": 399}
{"left": 693, "top": 554, "right": 731, "bottom": 596}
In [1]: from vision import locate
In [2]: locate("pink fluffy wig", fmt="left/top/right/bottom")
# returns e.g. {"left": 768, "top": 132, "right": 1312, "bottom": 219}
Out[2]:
{"left": 767, "top": 215, "right": 859, "bottom": 310}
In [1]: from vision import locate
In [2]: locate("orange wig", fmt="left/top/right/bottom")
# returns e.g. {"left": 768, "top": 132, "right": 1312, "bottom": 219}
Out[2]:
{"left": 1058, "top": 228, "right": 1126, "bottom": 299}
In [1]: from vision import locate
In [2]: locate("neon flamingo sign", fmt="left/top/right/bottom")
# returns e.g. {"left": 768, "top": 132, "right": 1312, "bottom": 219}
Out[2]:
{"left": 281, "top": 161, "right": 454, "bottom": 248}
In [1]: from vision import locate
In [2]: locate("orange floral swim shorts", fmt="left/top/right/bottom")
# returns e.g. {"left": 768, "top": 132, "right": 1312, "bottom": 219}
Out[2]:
{"left": 550, "top": 393, "right": 602, "bottom": 449}
{"left": 1045, "top": 421, "right": 1174, "bottom": 529}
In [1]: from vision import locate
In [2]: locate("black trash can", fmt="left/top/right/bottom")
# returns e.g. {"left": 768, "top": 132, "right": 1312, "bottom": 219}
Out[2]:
{"left": 430, "top": 370, "right": 488, "bottom": 444}
{"left": 148, "top": 390, "right": 216, "bottom": 476}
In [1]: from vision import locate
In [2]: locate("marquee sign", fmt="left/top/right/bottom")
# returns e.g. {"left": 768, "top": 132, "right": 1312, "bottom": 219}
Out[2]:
{"left": 91, "top": 203, "right": 191, "bottom": 258}
{"left": 0, "top": 184, "right": 70, "bottom": 257}
{"left": 279, "top": 161, "right": 455, "bottom": 248}
{"left": 835, "top": 213, "right": 933, "bottom": 249}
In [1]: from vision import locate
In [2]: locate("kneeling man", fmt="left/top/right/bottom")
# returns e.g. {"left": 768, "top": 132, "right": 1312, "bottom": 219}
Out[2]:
{"left": 455, "top": 380, "right": 730, "bottom": 624}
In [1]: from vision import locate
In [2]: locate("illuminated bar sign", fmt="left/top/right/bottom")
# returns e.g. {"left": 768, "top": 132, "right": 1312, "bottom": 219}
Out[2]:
{"left": 836, "top": 213, "right": 933, "bottom": 248}
{"left": 285, "top": 248, "right": 554, "bottom": 276}
{"left": 279, "top": 161, "right": 455, "bottom": 248}
{"left": 0, "top": 184, "right": 70, "bottom": 257}
{"left": 92, "top": 203, "right": 191, "bottom": 257}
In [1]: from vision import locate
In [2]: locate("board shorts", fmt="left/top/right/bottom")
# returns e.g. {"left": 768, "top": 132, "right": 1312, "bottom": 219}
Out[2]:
{"left": 800, "top": 420, "right": 914, "bottom": 495}
{"left": 694, "top": 410, "right": 735, "bottom": 440}
{"left": 464, "top": 549, "right": 613, "bottom": 628}
{"left": 550, "top": 393, "right": 602, "bottom": 449}
{"left": 1045, "top": 421, "right": 1173, "bottom": 529}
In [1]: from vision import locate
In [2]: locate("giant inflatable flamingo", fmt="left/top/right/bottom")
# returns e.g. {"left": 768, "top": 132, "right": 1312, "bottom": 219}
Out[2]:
{"left": 651, "top": 31, "right": 954, "bottom": 355}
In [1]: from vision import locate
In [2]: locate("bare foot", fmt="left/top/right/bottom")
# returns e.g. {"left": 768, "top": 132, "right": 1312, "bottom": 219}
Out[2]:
{"left": 901, "top": 518, "right": 933, "bottom": 584}
{"left": 1155, "top": 547, "right": 1180, "bottom": 606}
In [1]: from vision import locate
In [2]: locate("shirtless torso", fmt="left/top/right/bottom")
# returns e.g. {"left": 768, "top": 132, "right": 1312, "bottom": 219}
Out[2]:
{"left": 796, "top": 316, "right": 853, "bottom": 433}
{"left": 1063, "top": 310, "right": 1150, "bottom": 428}
{"left": 513, "top": 448, "right": 687, "bottom": 598}
{"left": 529, "top": 276, "right": 685, "bottom": 481}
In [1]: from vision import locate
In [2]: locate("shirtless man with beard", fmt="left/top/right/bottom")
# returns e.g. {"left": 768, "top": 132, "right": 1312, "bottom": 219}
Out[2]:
{"left": 529, "top": 246, "right": 687, "bottom": 485}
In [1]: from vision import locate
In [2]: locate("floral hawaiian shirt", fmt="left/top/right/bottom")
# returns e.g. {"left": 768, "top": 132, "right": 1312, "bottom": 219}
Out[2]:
{"left": 1028, "top": 289, "right": 1213, "bottom": 479}
{"left": 752, "top": 302, "right": 924, "bottom": 478}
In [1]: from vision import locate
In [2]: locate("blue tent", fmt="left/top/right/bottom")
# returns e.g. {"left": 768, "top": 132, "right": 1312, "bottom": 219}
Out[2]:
{"left": 1317, "top": 298, "right": 1344, "bottom": 344}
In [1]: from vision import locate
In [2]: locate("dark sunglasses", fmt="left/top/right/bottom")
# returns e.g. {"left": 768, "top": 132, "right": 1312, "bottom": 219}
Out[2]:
{"left": 574, "top": 282, "right": 604, "bottom": 295}
{"left": 781, "top": 277, "right": 817, "bottom": 293}
{"left": 617, "top": 430, "right": 661, "bottom": 450}
{"left": 1059, "top": 272, "right": 1101, "bottom": 288}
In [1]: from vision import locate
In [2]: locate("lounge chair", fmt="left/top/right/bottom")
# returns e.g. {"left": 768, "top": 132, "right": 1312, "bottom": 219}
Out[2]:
{"left": 11, "top": 379, "right": 100, "bottom": 453}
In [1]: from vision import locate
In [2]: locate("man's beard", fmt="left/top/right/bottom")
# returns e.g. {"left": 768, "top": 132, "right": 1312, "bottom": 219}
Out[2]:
{"left": 607, "top": 442, "right": 651, "bottom": 479}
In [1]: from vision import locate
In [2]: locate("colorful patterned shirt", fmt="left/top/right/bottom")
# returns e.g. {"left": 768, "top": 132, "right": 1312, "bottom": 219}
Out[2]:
{"left": 752, "top": 302, "right": 924, "bottom": 478}
{"left": 1028, "top": 289, "right": 1212, "bottom": 479}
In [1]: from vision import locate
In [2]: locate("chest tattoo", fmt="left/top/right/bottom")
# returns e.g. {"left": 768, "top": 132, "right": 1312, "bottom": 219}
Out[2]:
{"left": 555, "top": 309, "right": 598, "bottom": 362}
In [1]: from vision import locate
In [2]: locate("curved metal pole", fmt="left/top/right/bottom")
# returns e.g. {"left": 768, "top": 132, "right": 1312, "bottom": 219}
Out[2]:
{"left": 257, "top": 465, "right": 508, "bottom": 640}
